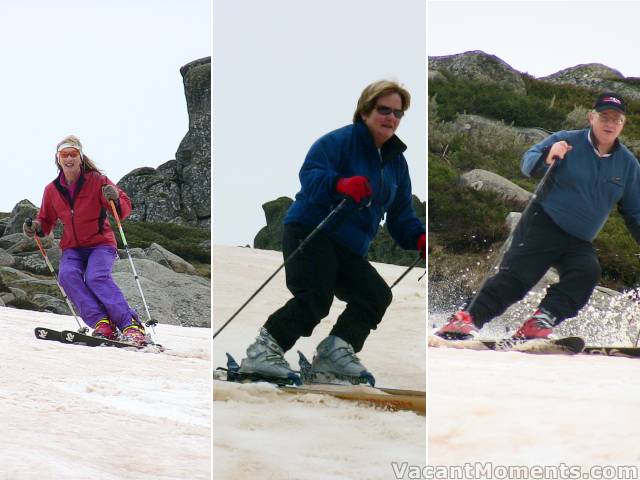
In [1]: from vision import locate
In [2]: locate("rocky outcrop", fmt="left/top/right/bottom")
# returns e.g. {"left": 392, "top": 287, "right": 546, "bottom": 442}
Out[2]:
{"left": 428, "top": 50, "right": 526, "bottom": 94}
{"left": 541, "top": 63, "right": 640, "bottom": 101}
{"left": 3, "top": 200, "right": 38, "bottom": 236}
{"left": 253, "top": 195, "right": 426, "bottom": 267}
{"left": 0, "top": 199, "right": 209, "bottom": 326}
{"left": 451, "top": 114, "right": 549, "bottom": 145}
{"left": 253, "top": 197, "right": 294, "bottom": 251}
{"left": 118, "top": 57, "right": 211, "bottom": 227}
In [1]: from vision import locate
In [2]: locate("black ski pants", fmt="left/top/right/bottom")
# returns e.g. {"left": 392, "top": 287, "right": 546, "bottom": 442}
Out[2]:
{"left": 470, "top": 203, "right": 601, "bottom": 327}
{"left": 264, "top": 222, "right": 392, "bottom": 353}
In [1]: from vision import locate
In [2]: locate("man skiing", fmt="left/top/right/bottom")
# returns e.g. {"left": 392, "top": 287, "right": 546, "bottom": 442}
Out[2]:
{"left": 437, "top": 92, "right": 640, "bottom": 340}
{"left": 238, "top": 80, "right": 426, "bottom": 385}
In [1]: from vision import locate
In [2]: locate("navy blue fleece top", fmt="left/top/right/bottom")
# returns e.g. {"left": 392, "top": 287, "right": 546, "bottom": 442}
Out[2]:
{"left": 284, "top": 121, "right": 425, "bottom": 256}
{"left": 521, "top": 128, "right": 640, "bottom": 242}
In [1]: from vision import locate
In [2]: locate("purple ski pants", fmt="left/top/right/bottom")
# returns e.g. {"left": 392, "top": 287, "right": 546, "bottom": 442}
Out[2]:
{"left": 58, "top": 245, "right": 138, "bottom": 330}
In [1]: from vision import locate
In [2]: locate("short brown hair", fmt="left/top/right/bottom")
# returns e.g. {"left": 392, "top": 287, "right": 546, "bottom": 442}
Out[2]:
{"left": 353, "top": 80, "right": 411, "bottom": 123}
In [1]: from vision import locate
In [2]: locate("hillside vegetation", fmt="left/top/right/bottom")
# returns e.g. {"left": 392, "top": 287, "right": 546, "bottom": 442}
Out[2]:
{"left": 429, "top": 70, "right": 640, "bottom": 290}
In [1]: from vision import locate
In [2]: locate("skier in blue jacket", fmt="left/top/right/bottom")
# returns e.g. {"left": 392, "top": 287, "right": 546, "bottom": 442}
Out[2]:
{"left": 437, "top": 92, "right": 640, "bottom": 341}
{"left": 239, "top": 80, "right": 426, "bottom": 385}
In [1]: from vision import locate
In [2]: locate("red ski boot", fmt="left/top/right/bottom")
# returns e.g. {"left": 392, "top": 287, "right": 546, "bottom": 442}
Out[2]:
{"left": 513, "top": 310, "right": 554, "bottom": 340}
{"left": 121, "top": 323, "right": 147, "bottom": 346}
{"left": 435, "top": 311, "right": 479, "bottom": 340}
{"left": 92, "top": 318, "right": 118, "bottom": 340}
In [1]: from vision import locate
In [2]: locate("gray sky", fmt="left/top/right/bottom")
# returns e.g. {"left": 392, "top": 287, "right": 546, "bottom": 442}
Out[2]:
{"left": 213, "top": 0, "right": 427, "bottom": 246}
{"left": 429, "top": 1, "right": 640, "bottom": 78}
{"left": 0, "top": 0, "right": 210, "bottom": 213}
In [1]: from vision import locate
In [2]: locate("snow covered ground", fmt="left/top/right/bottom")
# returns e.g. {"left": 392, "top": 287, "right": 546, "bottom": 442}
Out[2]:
{"left": 213, "top": 245, "right": 426, "bottom": 480}
{"left": 0, "top": 306, "right": 211, "bottom": 480}
{"left": 429, "top": 311, "right": 640, "bottom": 469}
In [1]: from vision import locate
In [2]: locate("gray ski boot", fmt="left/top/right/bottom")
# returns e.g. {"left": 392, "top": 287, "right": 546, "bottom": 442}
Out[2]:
{"left": 310, "top": 335, "right": 375, "bottom": 386}
{"left": 238, "top": 328, "right": 301, "bottom": 385}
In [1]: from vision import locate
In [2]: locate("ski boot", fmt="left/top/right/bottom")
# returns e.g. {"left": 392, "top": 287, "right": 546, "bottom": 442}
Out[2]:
{"left": 435, "top": 310, "right": 479, "bottom": 340}
{"left": 238, "top": 328, "right": 301, "bottom": 386}
{"left": 310, "top": 335, "right": 375, "bottom": 387}
{"left": 512, "top": 309, "right": 554, "bottom": 340}
{"left": 121, "top": 321, "right": 147, "bottom": 346}
{"left": 92, "top": 318, "right": 118, "bottom": 340}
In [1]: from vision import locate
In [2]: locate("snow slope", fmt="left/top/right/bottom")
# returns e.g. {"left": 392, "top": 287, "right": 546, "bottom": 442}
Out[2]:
{"left": 429, "top": 312, "right": 640, "bottom": 467}
{"left": 0, "top": 307, "right": 211, "bottom": 480}
{"left": 213, "top": 245, "right": 426, "bottom": 480}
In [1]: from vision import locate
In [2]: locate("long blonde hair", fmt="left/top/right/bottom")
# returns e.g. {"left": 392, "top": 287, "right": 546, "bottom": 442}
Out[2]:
{"left": 352, "top": 80, "right": 411, "bottom": 123}
{"left": 55, "top": 135, "right": 102, "bottom": 173}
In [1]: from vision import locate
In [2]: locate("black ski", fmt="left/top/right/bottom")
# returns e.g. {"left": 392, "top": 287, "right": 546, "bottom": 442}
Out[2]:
{"left": 59, "top": 330, "right": 164, "bottom": 351}
{"left": 431, "top": 335, "right": 585, "bottom": 355}
{"left": 583, "top": 346, "right": 640, "bottom": 357}
{"left": 34, "top": 327, "right": 64, "bottom": 343}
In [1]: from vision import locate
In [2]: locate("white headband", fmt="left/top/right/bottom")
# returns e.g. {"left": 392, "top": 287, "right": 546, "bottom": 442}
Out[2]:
{"left": 57, "top": 142, "right": 82, "bottom": 153}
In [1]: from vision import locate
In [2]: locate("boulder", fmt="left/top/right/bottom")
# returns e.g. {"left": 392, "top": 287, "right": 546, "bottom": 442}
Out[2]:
{"left": 460, "top": 169, "right": 532, "bottom": 208}
{"left": 31, "top": 294, "right": 71, "bottom": 315}
{"left": 3, "top": 199, "right": 38, "bottom": 236}
{"left": 0, "top": 233, "right": 55, "bottom": 254}
{"left": 13, "top": 247, "right": 61, "bottom": 275}
{"left": 145, "top": 242, "right": 196, "bottom": 274}
{"left": 112, "top": 258, "right": 210, "bottom": 327}
{"left": 451, "top": 114, "right": 549, "bottom": 145}
{"left": 428, "top": 50, "right": 526, "bottom": 94}
{"left": 0, "top": 248, "right": 15, "bottom": 267}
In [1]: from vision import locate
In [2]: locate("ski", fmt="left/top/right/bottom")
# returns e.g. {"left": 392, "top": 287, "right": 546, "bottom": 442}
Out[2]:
{"left": 429, "top": 335, "right": 585, "bottom": 355}
{"left": 34, "top": 327, "right": 64, "bottom": 343}
{"left": 59, "top": 330, "right": 164, "bottom": 351}
{"left": 216, "top": 353, "right": 425, "bottom": 415}
{"left": 583, "top": 346, "right": 640, "bottom": 358}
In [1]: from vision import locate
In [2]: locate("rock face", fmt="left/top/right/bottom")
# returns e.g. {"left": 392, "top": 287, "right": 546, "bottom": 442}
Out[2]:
{"left": 541, "top": 63, "right": 640, "bottom": 101}
{"left": 428, "top": 50, "right": 526, "bottom": 94}
{"left": 253, "top": 195, "right": 426, "bottom": 267}
{"left": 118, "top": 57, "right": 211, "bottom": 227}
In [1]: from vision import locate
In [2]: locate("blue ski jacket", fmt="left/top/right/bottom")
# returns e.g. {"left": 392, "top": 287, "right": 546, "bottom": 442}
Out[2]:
{"left": 521, "top": 128, "right": 640, "bottom": 242}
{"left": 284, "top": 121, "right": 425, "bottom": 257}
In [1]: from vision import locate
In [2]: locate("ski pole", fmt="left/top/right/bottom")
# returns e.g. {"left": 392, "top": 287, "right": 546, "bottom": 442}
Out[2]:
{"left": 213, "top": 198, "right": 350, "bottom": 340}
{"left": 25, "top": 218, "right": 88, "bottom": 334}
{"left": 109, "top": 200, "right": 157, "bottom": 339}
{"left": 466, "top": 158, "right": 559, "bottom": 313}
{"left": 389, "top": 255, "right": 424, "bottom": 290}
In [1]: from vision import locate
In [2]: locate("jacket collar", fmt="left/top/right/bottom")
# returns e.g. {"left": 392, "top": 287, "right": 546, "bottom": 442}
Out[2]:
{"left": 354, "top": 121, "right": 407, "bottom": 163}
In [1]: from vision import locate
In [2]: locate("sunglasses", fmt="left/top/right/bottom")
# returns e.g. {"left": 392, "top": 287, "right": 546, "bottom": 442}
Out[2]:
{"left": 375, "top": 106, "right": 405, "bottom": 119}
{"left": 59, "top": 151, "right": 80, "bottom": 160}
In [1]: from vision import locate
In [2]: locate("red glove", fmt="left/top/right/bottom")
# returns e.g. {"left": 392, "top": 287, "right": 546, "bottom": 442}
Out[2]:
{"left": 417, "top": 233, "right": 426, "bottom": 258}
{"left": 336, "top": 176, "right": 372, "bottom": 204}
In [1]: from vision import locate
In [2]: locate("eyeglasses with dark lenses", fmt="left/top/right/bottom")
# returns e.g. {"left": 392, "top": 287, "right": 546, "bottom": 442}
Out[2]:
{"left": 375, "top": 106, "right": 404, "bottom": 119}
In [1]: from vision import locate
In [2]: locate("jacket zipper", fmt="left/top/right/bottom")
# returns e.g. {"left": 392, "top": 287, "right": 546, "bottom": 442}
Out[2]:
{"left": 70, "top": 208, "right": 81, "bottom": 247}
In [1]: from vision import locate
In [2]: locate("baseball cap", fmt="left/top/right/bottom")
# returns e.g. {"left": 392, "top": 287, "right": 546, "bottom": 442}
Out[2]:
{"left": 594, "top": 92, "right": 626, "bottom": 114}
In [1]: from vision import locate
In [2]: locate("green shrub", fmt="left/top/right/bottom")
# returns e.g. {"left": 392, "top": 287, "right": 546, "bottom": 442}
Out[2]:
{"left": 429, "top": 154, "right": 509, "bottom": 252}
{"left": 109, "top": 219, "right": 210, "bottom": 264}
